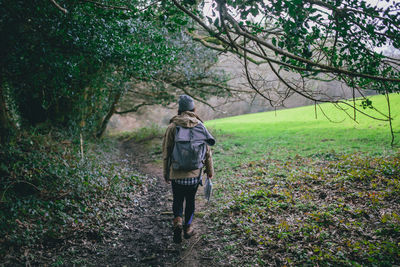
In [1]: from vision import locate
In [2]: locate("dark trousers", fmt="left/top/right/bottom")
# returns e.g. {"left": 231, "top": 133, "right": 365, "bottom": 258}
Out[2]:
{"left": 171, "top": 182, "right": 199, "bottom": 226}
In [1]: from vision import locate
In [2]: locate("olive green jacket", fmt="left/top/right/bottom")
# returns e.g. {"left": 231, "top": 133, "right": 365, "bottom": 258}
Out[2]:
{"left": 162, "top": 111, "right": 214, "bottom": 181}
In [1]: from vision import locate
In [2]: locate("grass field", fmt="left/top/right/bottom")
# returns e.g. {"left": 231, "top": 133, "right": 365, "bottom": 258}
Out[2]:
{"left": 206, "top": 94, "right": 400, "bottom": 169}
{"left": 202, "top": 94, "right": 400, "bottom": 266}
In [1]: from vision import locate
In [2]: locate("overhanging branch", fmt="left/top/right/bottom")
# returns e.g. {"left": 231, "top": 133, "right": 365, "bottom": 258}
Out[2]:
{"left": 50, "top": 0, "right": 68, "bottom": 13}
{"left": 115, "top": 103, "right": 152, "bottom": 114}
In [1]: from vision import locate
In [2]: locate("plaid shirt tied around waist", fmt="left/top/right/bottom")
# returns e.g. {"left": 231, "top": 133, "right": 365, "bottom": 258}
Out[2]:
{"left": 173, "top": 176, "right": 201, "bottom": 186}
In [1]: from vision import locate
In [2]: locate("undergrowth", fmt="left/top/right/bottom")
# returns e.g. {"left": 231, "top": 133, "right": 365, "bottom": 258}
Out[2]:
{"left": 114, "top": 124, "right": 164, "bottom": 143}
{"left": 204, "top": 150, "right": 400, "bottom": 266}
{"left": 0, "top": 129, "right": 146, "bottom": 265}
{"left": 202, "top": 94, "right": 400, "bottom": 265}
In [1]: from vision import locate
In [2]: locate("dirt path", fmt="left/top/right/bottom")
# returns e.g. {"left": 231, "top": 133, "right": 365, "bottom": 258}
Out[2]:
{"left": 91, "top": 137, "right": 212, "bottom": 266}
{"left": 1, "top": 136, "right": 217, "bottom": 266}
{"left": 31, "top": 137, "right": 215, "bottom": 266}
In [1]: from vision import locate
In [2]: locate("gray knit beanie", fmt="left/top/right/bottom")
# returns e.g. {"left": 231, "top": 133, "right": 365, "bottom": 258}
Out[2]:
{"left": 178, "top": 95, "right": 195, "bottom": 112}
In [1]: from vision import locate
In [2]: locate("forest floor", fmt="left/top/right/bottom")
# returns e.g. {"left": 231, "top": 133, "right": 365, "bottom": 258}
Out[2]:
{"left": 41, "top": 136, "right": 213, "bottom": 266}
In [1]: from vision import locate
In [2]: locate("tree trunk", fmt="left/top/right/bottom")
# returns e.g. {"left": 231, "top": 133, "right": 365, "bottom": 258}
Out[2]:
{"left": 96, "top": 90, "right": 122, "bottom": 138}
{"left": 0, "top": 84, "right": 13, "bottom": 144}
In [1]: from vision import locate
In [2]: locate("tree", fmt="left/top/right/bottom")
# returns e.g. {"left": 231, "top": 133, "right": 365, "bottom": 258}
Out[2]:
{"left": 116, "top": 31, "right": 231, "bottom": 116}
{"left": 0, "top": 0, "right": 231, "bottom": 140}
{"left": 1, "top": 0, "right": 162, "bottom": 135}
{"left": 0, "top": 85, "right": 14, "bottom": 143}
{"left": 172, "top": 0, "right": 400, "bottom": 143}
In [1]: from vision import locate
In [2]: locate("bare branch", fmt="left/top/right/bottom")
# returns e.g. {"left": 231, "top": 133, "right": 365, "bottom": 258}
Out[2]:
{"left": 82, "top": 0, "right": 133, "bottom": 11}
{"left": 50, "top": 0, "right": 68, "bottom": 13}
{"left": 115, "top": 103, "right": 152, "bottom": 114}
{"left": 220, "top": 6, "right": 400, "bottom": 83}
{"left": 187, "top": 31, "right": 268, "bottom": 65}
{"left": 81, "top": 0, "right": 161, "bottom": 12}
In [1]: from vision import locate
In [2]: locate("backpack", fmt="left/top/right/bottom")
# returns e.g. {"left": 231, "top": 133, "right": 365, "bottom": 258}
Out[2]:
{"left": 171, "top": 123, "right": 215, "bottom": 171}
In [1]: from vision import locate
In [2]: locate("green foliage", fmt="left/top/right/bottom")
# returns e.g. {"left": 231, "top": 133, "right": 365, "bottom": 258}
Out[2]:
{"left": 207, "top": 150, "right": 400, "bottom": 265}
{"left": 202, "top": 93, "right": 400, "bottom": 265}
{"left": 0, "top": 129, "right": 145, "bottom": 262}
{"left": 116, "top": 124, "right": 164, "bottom": 143}
{"left": 118, "top": 31, "right": 229, "bottom": 113}
{"left": 0, "top": 0, "right": 227, "bottom": 136}
{"left": 197, "top": 0, "right": 400, "bottom": 93}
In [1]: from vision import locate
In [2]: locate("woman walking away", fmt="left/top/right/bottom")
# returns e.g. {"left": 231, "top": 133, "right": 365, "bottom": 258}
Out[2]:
{"left": 162, "top": 95, "right": 215, "bottom": 244}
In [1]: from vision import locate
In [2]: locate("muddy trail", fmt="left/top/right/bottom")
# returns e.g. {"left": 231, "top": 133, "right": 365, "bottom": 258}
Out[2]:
{"left": 87, "top": 137, "right": 214, "bottom": 266}
{"left": 3, "top": 136, "right": 217, "bottom": 266}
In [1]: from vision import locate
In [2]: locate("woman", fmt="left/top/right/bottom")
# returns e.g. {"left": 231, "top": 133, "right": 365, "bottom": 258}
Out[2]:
{"left": 162, "top": 95, "right": 214, "bottom": 243}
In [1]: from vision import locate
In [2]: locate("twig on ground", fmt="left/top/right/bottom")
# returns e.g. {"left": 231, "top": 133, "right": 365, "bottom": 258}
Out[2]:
{"left": 173, "top": 236, "right": 202, "bottom": 266}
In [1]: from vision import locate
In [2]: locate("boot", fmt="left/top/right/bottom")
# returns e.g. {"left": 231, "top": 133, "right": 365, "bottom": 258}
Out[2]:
{"left": 183, "top": 224, "right": 195, "bottom": 239}
{"left": 173, "top": 217, "right": 183, "bottom": 243}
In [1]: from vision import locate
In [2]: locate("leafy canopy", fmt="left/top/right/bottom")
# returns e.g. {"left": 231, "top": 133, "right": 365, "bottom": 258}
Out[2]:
{"left": 173, "top": 0, "right": 400, "bottom": 100}
{"left": 172, "top": 0, "right": 400, "bottom": 143}
{"left": 0, "top": 0, "right": 228, "bottom": 136}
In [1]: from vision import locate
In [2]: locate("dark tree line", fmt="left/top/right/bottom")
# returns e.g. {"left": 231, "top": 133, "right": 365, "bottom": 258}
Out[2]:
{"left": 0, "top": 0, "right": 230, "bottom": 143}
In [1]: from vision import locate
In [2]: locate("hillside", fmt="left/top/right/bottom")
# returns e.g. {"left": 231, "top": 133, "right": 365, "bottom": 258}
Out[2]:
{"left": 206, "top": 94, "right": 400, "bottom": 165}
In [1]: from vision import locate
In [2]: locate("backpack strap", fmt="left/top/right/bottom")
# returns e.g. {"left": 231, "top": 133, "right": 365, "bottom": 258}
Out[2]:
{"left": 197, "top": 167, "right": 203, "bottom": 187}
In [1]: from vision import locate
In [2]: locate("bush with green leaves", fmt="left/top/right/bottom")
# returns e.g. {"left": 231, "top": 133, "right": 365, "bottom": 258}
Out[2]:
{"left": 0, "top": 129, "right": 145, "bottom": 260}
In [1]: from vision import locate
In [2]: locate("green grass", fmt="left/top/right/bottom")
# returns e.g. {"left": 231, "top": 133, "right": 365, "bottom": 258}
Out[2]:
{"left": 206, "top": 94, "right": 400, "bottom": 168}
{"left": 202, "top": 94, "right": 400, "bottom": 266}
